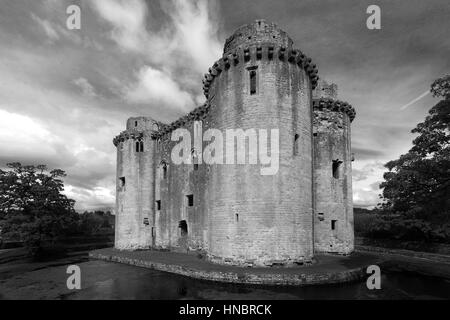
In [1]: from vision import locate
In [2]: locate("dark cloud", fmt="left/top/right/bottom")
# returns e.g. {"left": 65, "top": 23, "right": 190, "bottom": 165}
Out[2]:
{"left": 352, "top": 147, "right": 385, "bottom": 161}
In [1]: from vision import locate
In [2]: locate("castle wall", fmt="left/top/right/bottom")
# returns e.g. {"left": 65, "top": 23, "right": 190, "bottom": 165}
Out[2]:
{"left": 313, "top": 101, "right": 354, "bottom": 254}
{"left": 153, "top": 122, "right": 210, "bottom": 253}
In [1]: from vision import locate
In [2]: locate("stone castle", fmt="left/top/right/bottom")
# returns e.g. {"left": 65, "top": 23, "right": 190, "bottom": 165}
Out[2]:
{"left": 113, "top": 20, "right": 356, "bottom": 267}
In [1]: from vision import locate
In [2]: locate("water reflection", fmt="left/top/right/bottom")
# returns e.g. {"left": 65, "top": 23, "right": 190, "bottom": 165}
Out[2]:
{"left": 63, "top": 261, "right": 450, "bottom": 300}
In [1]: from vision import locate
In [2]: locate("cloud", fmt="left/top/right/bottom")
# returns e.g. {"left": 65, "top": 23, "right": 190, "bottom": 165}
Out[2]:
{"left": 0, "top": 109, "right": 75, "bottom": 168}
{"left": 64, "top": 185, "right": 115, "bottom": 211}
{"left": 89, "top": 0, "right": 222, "bottom": 107}
{"left": 73, "top": 77, "right": 97, "bottom": 97}
{"left": 30, "top": 13, "right": 59, "bottom": 41}
{"left": 124, "top": 66, "right": 195, "bottom": 111}
{"left": 89, "top": 0, "right": 160, "bottom": 54}
{"left": 161, "top": 0, "right": 222, "bottom": 73}
{"left": 352, "top": 147, "right": 385, "bottom": 160}
{"left": 352, "top": 161, "right": 386, "bottom": 207}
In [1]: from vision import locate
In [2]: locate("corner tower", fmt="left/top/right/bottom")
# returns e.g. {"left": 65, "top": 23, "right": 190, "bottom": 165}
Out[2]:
{"left": 312, "top": 80, "right": 356, "bottom": 254}
{"left": 202, "top": 20, "right": 319, "bottom": 266}
{"left": 113, "top": 117, "right": 160, "bottom": 249}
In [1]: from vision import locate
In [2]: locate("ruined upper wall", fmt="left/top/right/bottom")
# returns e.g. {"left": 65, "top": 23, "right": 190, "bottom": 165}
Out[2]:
{"left": 126, "top": 117, "right": 161, "bottom": 131}
{"left": 224, "top": 20, "right": 293, "bottom": 55}
{"left": 313, "top": 79, "right": 338, "bottom": 100}
{"left": 313, "top": 98, "right": 356, "bottom": 122}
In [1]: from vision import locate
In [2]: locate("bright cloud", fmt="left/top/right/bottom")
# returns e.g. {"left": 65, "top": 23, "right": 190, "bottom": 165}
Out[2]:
{"left": 125, "top": 66, "right": 195, "bottom": 111}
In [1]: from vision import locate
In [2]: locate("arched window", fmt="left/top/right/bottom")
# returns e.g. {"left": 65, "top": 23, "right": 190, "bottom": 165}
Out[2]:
{"left": 191, "top": 148, "right": 199, "bottom": 171}
{"left": 160, "top": 161, "right": 168, "bottom": 179}
{"left": 136, "top": 140, "right": 144, "bottom": 152}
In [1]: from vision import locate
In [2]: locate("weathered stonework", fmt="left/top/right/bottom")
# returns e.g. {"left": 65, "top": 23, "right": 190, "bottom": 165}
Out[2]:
{"left": 312, "top": 85, "right": 355, "bottom": 254}
{"left": 112, "top": 21, "right": 356, "bottom": 267}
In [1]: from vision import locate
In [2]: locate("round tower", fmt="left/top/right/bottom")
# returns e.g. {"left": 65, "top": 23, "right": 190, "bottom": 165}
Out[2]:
{"left": 202, "top": 20, "right": 319, "bottom": 267}
{"left": 113, "top": 117, "right": 160, "bottom": 249}
{"left": 312, "top": 80, "right": 356, "bottom": 254}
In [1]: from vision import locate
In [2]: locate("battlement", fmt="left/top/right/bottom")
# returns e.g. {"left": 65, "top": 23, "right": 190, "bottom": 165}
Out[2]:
{"left": 152, "top": 103, "right": 210, "bottom": 139}
{"left": 313, "top": 98, "right": 356, "bottom": 122}
{"left": 126, "top": 117, "right": 162, "bottom": 132}
{"left": 202, "top": 44, "right": 319, "bottom": 98}
{"left": 224, "top": 20, "right": 293, "bottom": 54}
{"left": 113, "top": 129, "right": 148, "bottom": 147}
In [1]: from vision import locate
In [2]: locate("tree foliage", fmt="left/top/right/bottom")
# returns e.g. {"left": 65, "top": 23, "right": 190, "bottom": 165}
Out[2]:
{"left": 0, "top": 163, "right": 79, "bottom": 254}
{"left": 380, "top": 75, "right": 450, "bottom": 222}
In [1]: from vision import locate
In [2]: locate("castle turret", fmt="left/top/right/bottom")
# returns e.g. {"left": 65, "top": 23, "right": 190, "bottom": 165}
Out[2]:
{"left": 202, "top": 20, "right": 319, "bottom": 266}
{"left": 312, "top": 80, "right": 355, "bottom": 254}
{"left": 113, "top": 117, "right": 160, "bottom": 249}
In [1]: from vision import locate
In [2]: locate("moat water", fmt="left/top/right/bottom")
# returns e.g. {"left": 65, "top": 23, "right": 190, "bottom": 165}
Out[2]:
{"left": 58, "top": 260, "right": 450, "bottom": 300}
{"left": 1, "top": 252, "right": 449, "bottom": 300}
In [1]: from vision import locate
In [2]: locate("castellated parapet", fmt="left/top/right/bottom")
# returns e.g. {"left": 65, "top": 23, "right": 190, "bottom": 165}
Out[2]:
{"left": 113, "top": 21, "right": 356, "bottom": 267}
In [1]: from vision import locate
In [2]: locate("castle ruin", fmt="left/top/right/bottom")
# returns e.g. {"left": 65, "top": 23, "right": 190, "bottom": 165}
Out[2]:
{"left": 112, "top": 20, "right": 356, "bottom": 267}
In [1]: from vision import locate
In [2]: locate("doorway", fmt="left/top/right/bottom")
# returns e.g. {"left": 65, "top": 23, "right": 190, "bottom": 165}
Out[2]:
{"left": 178, "top": 220, "right": 188, "bottom": 252}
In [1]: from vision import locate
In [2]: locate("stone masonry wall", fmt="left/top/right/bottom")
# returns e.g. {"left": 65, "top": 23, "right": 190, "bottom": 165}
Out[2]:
{"left": 313, "top": 99, "right": 355, "bottom": 254}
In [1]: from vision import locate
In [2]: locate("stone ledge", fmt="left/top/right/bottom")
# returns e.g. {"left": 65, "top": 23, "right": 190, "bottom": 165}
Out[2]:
{"left": 89, "top": 248, "right": 381, "bottom": 286}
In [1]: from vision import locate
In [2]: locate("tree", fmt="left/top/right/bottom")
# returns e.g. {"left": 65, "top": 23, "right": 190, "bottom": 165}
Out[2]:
{"left": 0, "top": 163, "right": 79, "bottom": 255}
{"left": 380, "top": 75, "right": 450, "bottom": 222}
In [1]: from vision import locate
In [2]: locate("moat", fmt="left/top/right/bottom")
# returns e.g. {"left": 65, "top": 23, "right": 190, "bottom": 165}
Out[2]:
{"left": 0, "top": 251, "right": 449, "bottom": 299}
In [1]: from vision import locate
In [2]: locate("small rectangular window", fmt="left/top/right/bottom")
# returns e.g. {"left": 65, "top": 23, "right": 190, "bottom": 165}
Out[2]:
{"left": 332, "top": 160, "right": 342, "bottom": 179}
{"left": 186, "top": 194, "right": 194, "bottom": 207}
{"left": 143, "top": 218, "right": 149, "bottom": 225}
{"left": 156, "top": 200, "right": 161, "bottom": 211}
{"left": 119, "top": 177, "right": 125, "bottom": 190}
{"left": 162, "top": 165, "right": 167, "bottom": 179}
{"left": 236, "top": 214, "right": 239, "bottom": 222}
{"left": 249, "top": 70, "right": 257, "bottom": 95}
{"left": 331, "top": 220, "right": 337, "bottom": 231}
{"left": 318, "top": 212, "right": 324, "bottom": 221}
{"left": 294, "top": 134, "right": 300, "bottom": 156}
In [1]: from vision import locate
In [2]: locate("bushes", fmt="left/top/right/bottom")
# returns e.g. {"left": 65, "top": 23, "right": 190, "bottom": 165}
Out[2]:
{"left": 354, "top": 211, "right": 450, "bottom": 244}
{"left": 354, "top": 212, "right": 382, "bottom": 237}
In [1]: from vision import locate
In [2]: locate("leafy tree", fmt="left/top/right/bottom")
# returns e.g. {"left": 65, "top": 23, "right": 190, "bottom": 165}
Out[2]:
{"left": 0, "top": 163, "right": 79, "bottom": 255}
{"left": 380, "top": 75, "right": 450, "bottom": 222}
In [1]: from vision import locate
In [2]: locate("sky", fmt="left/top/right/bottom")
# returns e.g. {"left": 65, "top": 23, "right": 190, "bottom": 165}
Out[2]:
{"left": 0, "top": 0, "right": 449, "bottom": 210}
